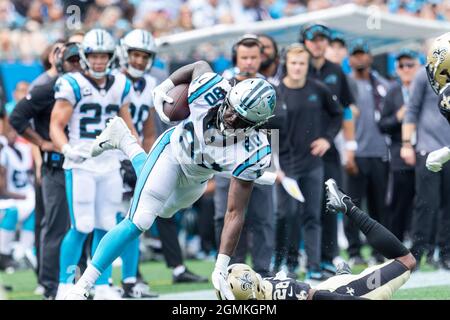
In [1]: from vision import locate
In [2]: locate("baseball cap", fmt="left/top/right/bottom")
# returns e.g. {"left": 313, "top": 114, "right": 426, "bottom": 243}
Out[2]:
{"left": 300, "top": 23, "right": 331, "bottom": 42}
{"left": 330, "top": 31, "right": 346, "bottom": 46}
{"left": 63, "top": 42, "right": 80, "bottom": 61}
{"left": 395, "top": 48, "right": 418, "bottom": 61}
{"left": 348, "top": 39, "right": 370, "bottom": 55}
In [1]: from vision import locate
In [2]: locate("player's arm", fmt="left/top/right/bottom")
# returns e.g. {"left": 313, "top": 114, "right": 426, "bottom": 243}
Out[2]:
{"left": 212, "top": 177, "right": 254, "bottom": 300}
{"left": 142, "top": 109, "right": 156, "bottom": 153}
{"left": 220, "top": 177, "right": 254, "bottom": 256}
{"left": 118, "top": 103, "right": 139, "bottom": 141}
{"left": 49, "top": 99, "right": 72, "bottom": 152}
{"left": 153, "top": 61, "right": 213, "bottom": 124}
{"left": 308, "top": 288, "right": 368, "bottom": 300}
{"left": 50, "top": 99, "right": 86, "bottom": 163}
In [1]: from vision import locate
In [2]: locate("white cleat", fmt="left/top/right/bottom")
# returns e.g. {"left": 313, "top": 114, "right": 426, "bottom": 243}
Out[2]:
{"left": 64, "top": 285, "right": 89, "bottom": 300}
{"left": 90, "top": 116, "right": 135, "bottom": 157}
{"left": 93, "top": 285, "right": 123, "bottom": 300}
{"left": 55, "top": 283, "right": 74, "bottom": 300}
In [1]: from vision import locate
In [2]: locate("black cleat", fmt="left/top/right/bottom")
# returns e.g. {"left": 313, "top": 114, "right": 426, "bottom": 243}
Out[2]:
{"left": 325, "top": 179, "right": 352, "bottom": 214}
{"left": 173, "top": 268, "right": 208, "bottom": 284}
{"left": 0, "top": 254, "right": 19, "bottom": 273}
{"left": 122, "top": 281, "right": 159, "bottom": 299}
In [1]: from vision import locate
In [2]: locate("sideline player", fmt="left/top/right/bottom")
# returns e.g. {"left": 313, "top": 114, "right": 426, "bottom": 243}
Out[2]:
{"left": 226, "top": 179, "right": 416, "bottom": 300}
{"left": 114, "top": 28, "right": 158, "bottom": 298}
{"left": 50, "top": 28, "right": 138, "bottom": 299}
{"left": 0, "top": 129, "right": 35, "bottom": 272}
{"left": 65, "top": 59, "right": 277, "bottom": 299}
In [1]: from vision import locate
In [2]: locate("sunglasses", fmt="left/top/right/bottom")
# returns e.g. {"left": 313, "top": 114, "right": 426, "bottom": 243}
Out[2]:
{"left": 398, "top": 62, "right": 416, "bottom": 69}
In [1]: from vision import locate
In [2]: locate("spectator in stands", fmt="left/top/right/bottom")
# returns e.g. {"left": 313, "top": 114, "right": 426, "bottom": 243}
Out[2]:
{"left": 174, "top": 4, "right": 195, "bottom": 33}
{"left": 274, "top": 43, "right": 342, "bottom": 280}
{"left": 345, "top": 39, "right": 390, "bottom": 266}
{"left": 378, "top": 49, "right": 418, "bottom": 243}
{"left": 189, "top": 0, "right": 233, "bottom": 28}
{"left": 230, "top": 0, "right": 272, "bottom": 23}
{"left": 401, "top": 54, "right": 450, "bottom": 271}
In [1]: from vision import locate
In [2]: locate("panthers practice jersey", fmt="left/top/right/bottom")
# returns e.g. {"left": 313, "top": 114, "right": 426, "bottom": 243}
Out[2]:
{"left": 170, "top": 72, "right": 272, "bottom": 182}
{"left": 0, "top": 141, "right": 34, "bottom": 195}
{"left": 54, "top": 72, "right": 131, "bottom": 173}
{"left": 262, "top": 277, "right": 311, "bottom": 300}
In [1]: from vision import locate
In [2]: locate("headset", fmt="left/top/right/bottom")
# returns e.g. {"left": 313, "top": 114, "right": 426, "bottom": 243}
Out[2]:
{"left": 280, "top": 42, "right": 308, "bottom": 74}
{"left": 231, "top": 34, "right": 264, "bottom": 66}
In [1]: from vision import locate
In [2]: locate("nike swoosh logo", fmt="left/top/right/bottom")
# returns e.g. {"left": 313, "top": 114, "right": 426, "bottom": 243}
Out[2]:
{"left": 99, "top": 140, "right": 109, "bottom": 148}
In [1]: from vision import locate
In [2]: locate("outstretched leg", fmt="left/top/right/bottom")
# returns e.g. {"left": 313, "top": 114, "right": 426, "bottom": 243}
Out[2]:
{"left": 314, "top": 179, "right": 416, "bottom": 300}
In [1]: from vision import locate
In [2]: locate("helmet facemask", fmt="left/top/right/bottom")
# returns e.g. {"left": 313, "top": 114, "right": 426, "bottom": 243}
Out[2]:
{"left": 216, "top": 92, "right": 270, "bottom": 137}
{"left": 80, "top": 50, "right": 116, "bottom": 79}
{"left": 119, "top": 42, "right": 156, "bottom": 79}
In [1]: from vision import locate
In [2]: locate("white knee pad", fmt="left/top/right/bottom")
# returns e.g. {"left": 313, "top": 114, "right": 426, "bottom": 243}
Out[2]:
{"left": 75, "top": 216, "right": 95, "bottom": 234}
{"left": 132, "top": 210, "right": 157, "bottom": 231}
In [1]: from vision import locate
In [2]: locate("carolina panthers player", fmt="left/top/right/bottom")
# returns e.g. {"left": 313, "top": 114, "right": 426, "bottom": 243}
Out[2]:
{"left": 425, "top": 32, "right": 450, "bottom": 172}
{"left": 0, "top": 129, "right": 35, "bottom": 272}
{"left": 49, "top": 28, "right": 138, "bottom": 299}
{"left": 226, "top": 179, "right": 416, "bottom": 300}
{"left": 64, "top": 59, "right": 276, "bottom": 300}
{"left": 114, "top": 29, "right": 158, "bottom": 298}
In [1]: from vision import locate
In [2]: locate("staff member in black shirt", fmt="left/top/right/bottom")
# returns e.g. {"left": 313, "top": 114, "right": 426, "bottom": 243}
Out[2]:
{"left": 276, "top": 43, "right": 342, "bottom": 281}
{"left": 379, "top": 49, "right": 418, "bottom": 243}
{"left": 9, "top": 42, "right": 81, "bottom": 299}
{"left": 301, "top": 23, "right": 357, "bottom": 273}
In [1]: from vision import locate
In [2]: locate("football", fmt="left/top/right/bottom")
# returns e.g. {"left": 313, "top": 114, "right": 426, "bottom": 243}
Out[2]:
{"left": 163, "top": 83, "right": 190, "bottom": 121}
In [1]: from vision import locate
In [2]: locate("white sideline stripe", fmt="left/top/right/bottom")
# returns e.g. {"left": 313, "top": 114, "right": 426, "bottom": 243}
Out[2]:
{"left": 155, "top": 270, "right": 450, "bottom": 300}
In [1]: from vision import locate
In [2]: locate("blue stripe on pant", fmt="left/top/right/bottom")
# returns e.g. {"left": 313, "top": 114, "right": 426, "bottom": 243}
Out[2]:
{"left": 90, "top": 128, "right": 174, "bottom": 275}
{"left": 129, "top": 128, "right": 174, "bottom": 221}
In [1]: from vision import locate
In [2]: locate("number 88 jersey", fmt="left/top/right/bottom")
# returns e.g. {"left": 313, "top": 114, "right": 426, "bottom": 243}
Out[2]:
{"left": 54, "top": 71, "right": 132, "bottom": 173}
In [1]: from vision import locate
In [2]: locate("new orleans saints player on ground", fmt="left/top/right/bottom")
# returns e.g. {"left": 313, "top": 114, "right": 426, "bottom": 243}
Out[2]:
{"left": 425, "top": 32, "right": 450, "bottom": 172}
{"left": 226, "top": 179, "right": 416, "bottom": 300}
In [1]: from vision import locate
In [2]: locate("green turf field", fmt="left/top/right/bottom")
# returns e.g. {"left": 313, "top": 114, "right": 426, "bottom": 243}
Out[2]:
{"left": 1, "top": 259, "right": 449, "bottom": 300}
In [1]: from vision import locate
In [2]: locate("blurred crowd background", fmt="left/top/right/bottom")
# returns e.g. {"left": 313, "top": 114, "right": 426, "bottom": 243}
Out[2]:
{"left": 1, "top": 0, "right": 450, "bottom": 62}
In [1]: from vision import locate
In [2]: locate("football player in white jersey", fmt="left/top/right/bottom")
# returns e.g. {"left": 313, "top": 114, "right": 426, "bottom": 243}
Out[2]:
{"left": 65, "top": 60, "right": 277, "bottom": 300}
{"left": 113, "top": 29, "right": 158, "bottom": 298}
{"left": 0, "top": 130, "right": 35, "bottom": 272}
{"left": 49, "top": 28, "right": 138, "bottom": 300}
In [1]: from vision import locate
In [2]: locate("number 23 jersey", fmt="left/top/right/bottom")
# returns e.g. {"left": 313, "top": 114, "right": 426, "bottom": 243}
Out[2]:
{"left": 54, "top": 72, "right": 131, "bottom": 173}
{"left": 170, "top": 72, "right": 272, "bottom": 182}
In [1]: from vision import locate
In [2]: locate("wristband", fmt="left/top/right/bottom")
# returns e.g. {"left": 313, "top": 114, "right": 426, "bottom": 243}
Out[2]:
{"left": 215, "top": 254, "right": 231, "bottom": 271}
{"left": 345, "top": 140, "right": 358, "bottom": 151}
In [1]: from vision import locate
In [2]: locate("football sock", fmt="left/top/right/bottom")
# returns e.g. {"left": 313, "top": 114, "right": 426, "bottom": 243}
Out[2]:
{"left": 59, "top": 229, "right": 88, "bottom": 283}
{"left": 344, "top": 199, "right": 409, "bottom": 259}
{"left": 91, "top": 219, "right": 142, "bottom": 275}
{"left": 91, "top": 229, "right": 113, "bottom": 285}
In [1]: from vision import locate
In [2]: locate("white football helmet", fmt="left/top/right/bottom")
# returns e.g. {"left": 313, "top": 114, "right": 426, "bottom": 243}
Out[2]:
{"left": 217, "top": 78, "right": 276, "bottom": 136}
{"left": 117, "top": 29, "right": 157, "bottom": 78}
{"left": 79, "top": 28, "right": 116, "bottom": 79}
{"left": 227, "top": 264, "right": 265, "bottom": 300}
